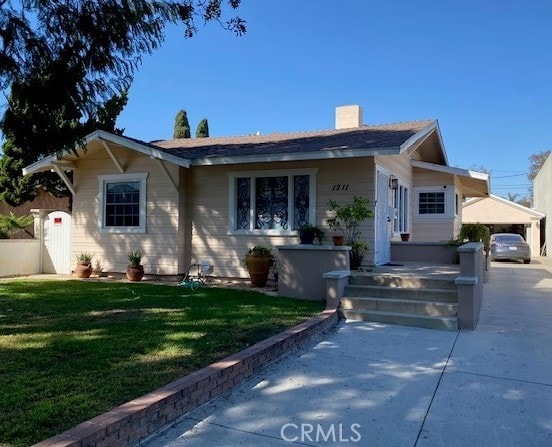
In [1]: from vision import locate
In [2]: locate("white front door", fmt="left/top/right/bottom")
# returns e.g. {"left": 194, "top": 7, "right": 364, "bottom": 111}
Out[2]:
{"left": 375, "top": 170, "right": 391, "bottom": 265}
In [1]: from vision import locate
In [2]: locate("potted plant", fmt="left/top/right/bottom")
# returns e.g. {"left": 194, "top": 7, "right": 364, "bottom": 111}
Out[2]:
{"left": 75, "top": 253, "right": 93, "bottom": 279}
{"left": 244, "top": 245, "right": 275, "bottom": 287}
{"left": 400, "top": 233, "right": 410, "bottom": 242}
{"left": 126, "top": 250, "right": 144, "bottom": 281}
{"left": 327, "top": 196, "right": 374, "bottom": 269}
{"left": 350, "top": 240, "right": 368, "bottom": 270}
{"left": 298, "top": 223, "right": 325, "bottom": 245}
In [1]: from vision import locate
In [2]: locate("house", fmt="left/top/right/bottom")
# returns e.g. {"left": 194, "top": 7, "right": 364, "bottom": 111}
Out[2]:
{"left": 533, "top": 152, "right": 552, "bottom": 257}
{"left": 22, "top": 105, "right": 489, "bottom": 277}
{"left": 463, "top": 194, "right": 544, "bottom": 257}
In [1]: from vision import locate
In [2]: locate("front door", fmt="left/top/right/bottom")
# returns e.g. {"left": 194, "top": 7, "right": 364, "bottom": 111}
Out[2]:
{"left": 375, "top": 170, "right": 391, "bottom": 265}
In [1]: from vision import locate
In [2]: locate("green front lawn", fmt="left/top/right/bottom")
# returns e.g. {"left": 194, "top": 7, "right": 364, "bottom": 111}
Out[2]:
{"left": 0, "top": 280, "right": 324, "bottom": 447}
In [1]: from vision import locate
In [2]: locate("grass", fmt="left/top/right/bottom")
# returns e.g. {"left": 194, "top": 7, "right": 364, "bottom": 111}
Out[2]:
{"left": 0, "top": 280, "right": 325, "bottom": 447}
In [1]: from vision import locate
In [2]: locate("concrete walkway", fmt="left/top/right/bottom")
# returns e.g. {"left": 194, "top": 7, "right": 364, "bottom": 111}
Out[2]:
{"left": 148, "top": 259, "right": 552, "bottom": 447}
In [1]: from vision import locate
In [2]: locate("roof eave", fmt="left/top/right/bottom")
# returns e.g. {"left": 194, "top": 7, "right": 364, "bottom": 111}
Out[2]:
{"left": 190, "top": 146, "right": 401, "bottom": 166}
{"left": 22, "top": 130, "right": 192, "bottom": 176}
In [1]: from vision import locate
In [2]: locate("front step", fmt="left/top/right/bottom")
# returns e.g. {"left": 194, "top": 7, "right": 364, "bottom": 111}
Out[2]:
{"left": 341, "top": 297, "right": 457, "bottom": 317}
{"left": 350, "top": 273, "right": 457, "bottom": 290}
{"left": 341, "top": 309, "right": 458, "bottom": 331}
{"left": 344, "top": 284, "right": 458, "bottom": 302}
{"left": 341, "top": 272, "right": 459, "bottom": 331}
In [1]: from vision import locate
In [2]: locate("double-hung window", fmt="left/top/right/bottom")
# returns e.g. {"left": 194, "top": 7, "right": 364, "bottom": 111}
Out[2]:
{"left": 98, "top": 173, "right": 148, "bottom": 233}
{"left": 229, "top": 169, "right": 317, "bottom": 234}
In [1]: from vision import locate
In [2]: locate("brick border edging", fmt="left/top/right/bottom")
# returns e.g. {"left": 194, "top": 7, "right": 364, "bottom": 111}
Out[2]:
{"left": 34, "top": 308, "right": 339, "bottom": 447}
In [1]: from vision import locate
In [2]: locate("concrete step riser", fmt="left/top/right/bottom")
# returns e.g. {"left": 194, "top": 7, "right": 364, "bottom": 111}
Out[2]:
{"left": 341, "top": 298, "right": 458, "bottom": 317}
{"left": 344, "top": 285, "right": 458, "bottom": 302}
{"left": 340, "top": 309, "right": 458, "bottom": 331}
{"left": 351, "top": 275, "right": 456, "bottom": 290}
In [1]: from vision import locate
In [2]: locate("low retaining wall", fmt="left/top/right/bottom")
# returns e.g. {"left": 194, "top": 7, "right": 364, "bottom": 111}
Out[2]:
{"left": 391, "top": 241, "right": 457, "bottom": 264}
{"left": 34, "top": 308, "right": 339, "bottom": 447}
{"left": 0, "top": 240, "right": 41, "bottom": 277}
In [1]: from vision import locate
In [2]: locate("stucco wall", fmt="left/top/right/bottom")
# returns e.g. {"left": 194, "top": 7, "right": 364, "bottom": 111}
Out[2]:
{"left": 72, "top": 145, "right": 181, "bottom": 275}
{"left": 534, "top": 153, "right": 552, "bottom": 256}
{"left": 185, "top": 158, "right": 376, "bottom": 278}
{"left": 0, "top": 240, "right": 40, "bottom": 276}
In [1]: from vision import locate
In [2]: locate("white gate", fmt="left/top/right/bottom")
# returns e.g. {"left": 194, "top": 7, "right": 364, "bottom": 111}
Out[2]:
{"left": 43, "top": 211, "right": 72, "bottom": 274}
{"left": 375, "top": 170, "right": 391, "bottom": 265}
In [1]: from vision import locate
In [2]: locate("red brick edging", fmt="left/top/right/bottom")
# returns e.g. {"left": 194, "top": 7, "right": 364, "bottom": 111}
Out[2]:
{"left": 34, "top": 308, "right": 339, "bottom": 447}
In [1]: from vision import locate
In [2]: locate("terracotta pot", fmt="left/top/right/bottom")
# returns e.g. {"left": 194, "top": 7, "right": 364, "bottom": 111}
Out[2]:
{"left": 332, "top": 235, "right": 346, "bottom": 246}
{"left": 75, "top": 262, "right": 92, "bottom": 279}
{"left": 126, "top": 265, "right": 144, "bottom": 281}
{"left": 400, "top": 233, "right": 410, "bottom": 242}
{"left": 246, "top": 256, "right": 272, "bottom": 287}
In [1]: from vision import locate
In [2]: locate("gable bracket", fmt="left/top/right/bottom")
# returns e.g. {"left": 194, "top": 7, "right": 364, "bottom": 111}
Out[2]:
{"left": 52, "top": 163, "right": 76, "bottom": 195}
{"left": 101, "top": 140, "right": 125, "bottom": 174}
{"left": 155, "top": 158, "right": 178, "bottom": 192}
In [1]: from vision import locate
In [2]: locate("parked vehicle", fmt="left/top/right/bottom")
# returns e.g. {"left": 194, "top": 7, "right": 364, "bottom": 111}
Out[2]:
{"left": 490, "top": 233, "right": 531, "bottom": 264}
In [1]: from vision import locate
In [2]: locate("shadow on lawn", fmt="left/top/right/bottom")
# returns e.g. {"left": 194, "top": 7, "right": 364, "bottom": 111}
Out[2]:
{"left": 0, "top": 280, "right": 323, "bottom": 447}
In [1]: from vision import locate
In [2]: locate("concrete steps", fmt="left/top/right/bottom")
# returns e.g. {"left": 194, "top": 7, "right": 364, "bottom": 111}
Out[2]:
{"left": 340, "top": 273, "right": 459, "bottom": 331}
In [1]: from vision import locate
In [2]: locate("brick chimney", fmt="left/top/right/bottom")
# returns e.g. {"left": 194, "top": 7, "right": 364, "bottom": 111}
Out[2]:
{"left": 335, "top": 105, "right": 363, "bottom": 129}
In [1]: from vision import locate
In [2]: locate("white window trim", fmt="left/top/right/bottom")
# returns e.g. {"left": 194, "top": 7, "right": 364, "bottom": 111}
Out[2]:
{"left": 98, "top": 173, "right": 148, "bottom": 234}
{"left": 393, "top": 182, "right": 409, "bottom": 235}
{"left": 228, "top": 168, "right": 318, "bottom": 236}
{"left": 414, "top": 186, "right": 454, "bottom": 219}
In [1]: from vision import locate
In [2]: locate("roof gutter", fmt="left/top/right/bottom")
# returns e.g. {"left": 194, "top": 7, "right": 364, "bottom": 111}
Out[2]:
{"left": 190, "top": 146, "right": 401, "bottom": 166}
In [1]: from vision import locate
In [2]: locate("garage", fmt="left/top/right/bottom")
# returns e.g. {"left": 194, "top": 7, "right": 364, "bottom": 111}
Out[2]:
{"left": 463, "top": 194, "right": 544, "bottom": 257}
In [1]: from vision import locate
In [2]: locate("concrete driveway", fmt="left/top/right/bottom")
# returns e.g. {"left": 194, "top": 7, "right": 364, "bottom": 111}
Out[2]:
{"left": 147, "top": 259, "right": 552, "bottom": 447}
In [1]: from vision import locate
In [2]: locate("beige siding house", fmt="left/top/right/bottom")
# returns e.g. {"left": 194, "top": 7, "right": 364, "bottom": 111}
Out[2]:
{"left": 23, "top": 105, "right": 489, "bottom": 277}
{"left": 533, "top": 152, "right": 552, "bottom": 257}
{"left": 463, "top": 194, "right": 544, "bottom": 257}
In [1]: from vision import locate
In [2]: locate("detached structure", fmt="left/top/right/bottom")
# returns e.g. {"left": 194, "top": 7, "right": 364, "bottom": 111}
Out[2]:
{"left": 533, "top": 152, "right": 552, "bottom": 256}
{"left": 23, "top": 105, "right": 489, "bottom": 278}
{"left": 463, "top": 194, "right": 544, "bottom": 257}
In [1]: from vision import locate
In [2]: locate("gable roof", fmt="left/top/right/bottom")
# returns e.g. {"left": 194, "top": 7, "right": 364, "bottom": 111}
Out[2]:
{"left": 464, "top": 194, "right": 545, "bottom": 218}
{"left": 152, "top": 119, "right": 441, "bottom": 166}
{"left": 22, "top": 130, "right": 191, "bottom": 175}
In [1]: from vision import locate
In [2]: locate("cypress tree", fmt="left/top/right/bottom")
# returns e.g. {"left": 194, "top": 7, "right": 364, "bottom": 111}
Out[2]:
{"left": 196, "top": 118, "right": 209, "bottom": 138}
{"left": 173, "top": 110, "right": 191, "bottom": 138}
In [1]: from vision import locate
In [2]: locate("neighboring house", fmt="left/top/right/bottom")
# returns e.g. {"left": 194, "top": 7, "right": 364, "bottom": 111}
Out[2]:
{"left": 463, "top": 194, "right": 544, "bottom": 257}
{"left": 23, "top": 105, "right": 489, "bottom": 277}
{"left": 533, "top": 151, "right": 552, "bottom": 257}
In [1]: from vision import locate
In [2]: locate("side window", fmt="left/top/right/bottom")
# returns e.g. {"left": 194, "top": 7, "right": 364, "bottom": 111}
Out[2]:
{"left": 418, "top": 191, "right": 445, "bottom": 214}
{"left": 98, "top": 173, "right": 148, "bottom": 233}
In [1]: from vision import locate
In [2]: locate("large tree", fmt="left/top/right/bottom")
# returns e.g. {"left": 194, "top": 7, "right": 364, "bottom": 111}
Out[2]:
{"left": 0, "top": 0, "right": 244, "bottom": 203}
{"left": 0, "top": 90, "right": 129, "bottom": 206}
{"left": 195, "top": 117, "right": 209, "bottom": 138}
{"left": 528, "top": 150, "right": 551, "bottom": 181}
{"left": 173, "top": 109, "right": 191, "bottom": 138}
{"left": 0, "top": 1, "right": 244, "bottom": 153}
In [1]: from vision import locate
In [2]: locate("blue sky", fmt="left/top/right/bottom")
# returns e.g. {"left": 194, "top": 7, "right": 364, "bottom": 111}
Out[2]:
{"left": 118, "top": 0, "right": 552, "bottom": 199}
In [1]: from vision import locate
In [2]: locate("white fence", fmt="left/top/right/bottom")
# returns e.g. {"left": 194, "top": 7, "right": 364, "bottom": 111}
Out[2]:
{"left": 0, "top": 240, "right": 41, "bottom": 277}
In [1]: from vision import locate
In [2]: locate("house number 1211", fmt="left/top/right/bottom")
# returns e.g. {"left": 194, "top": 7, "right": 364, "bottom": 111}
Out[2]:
{"left": 332, "top": 184, "right": 350, "bottom": 191}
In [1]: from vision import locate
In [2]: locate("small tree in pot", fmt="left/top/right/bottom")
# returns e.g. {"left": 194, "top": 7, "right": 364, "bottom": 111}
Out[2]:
{"left": 327, "top": 196, "right": 374, "bottom": 269}
{"left": 126, "top": 250, "right": 144, "bottom": 281}
{"left": 244, "top": 245, "right": 275, "bottom": 287}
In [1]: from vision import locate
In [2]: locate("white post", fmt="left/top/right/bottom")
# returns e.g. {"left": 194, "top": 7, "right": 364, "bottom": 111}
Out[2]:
{"left": 31, "top": 209, "right": 51, "bottom": 274}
